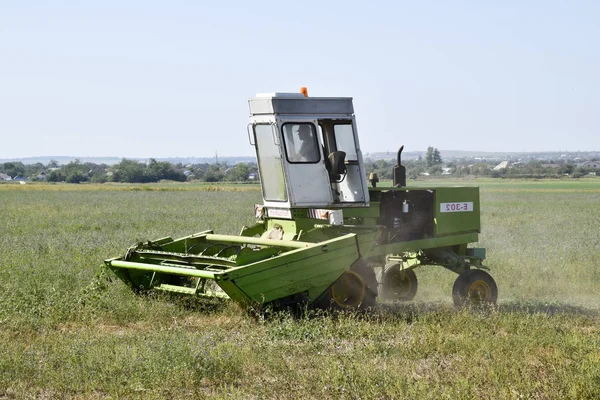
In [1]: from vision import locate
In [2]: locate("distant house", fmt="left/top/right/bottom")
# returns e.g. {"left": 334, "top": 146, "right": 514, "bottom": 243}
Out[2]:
{"left": 577, "top": 161, "right": 600, "bottom": 169}
{"left": 0, "top": 173, "right": 11, "bottom": 181}
{"left": 493, "top": 161, "right": 510, "bottom": 171}
{"left": 442, "top": 167, "right": 452, "bottom": 175}
{"left": 248, "top": 173, "right": 257, "bottom": 180}
{"left": 13, "top": 175, "right": 27, "bottom": 181}
{"left": 36, "top": 171, "right": 47, "bottom": 180}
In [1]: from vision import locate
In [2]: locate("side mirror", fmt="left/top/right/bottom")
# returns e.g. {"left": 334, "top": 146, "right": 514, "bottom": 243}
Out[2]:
{"left": 326, "top": 151, "right": 347, "bottom": 182}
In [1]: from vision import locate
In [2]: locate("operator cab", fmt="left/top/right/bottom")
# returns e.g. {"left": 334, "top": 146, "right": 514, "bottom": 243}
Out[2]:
{"left": 248, "top": 89, "right": 370, "bottom": 209}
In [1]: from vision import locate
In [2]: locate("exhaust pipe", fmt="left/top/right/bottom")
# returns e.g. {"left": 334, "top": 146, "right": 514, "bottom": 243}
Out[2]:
{"left": 393, "top": 145, "right": 406, "bottom": 187}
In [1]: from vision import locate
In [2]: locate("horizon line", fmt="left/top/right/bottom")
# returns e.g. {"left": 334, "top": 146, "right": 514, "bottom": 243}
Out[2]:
{"left": 2, "top": 149, "right": 600, "bottom": 161}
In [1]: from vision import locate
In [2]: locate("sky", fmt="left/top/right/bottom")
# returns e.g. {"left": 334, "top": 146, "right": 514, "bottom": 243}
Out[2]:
{"left": 1, "top": 1, "right": 599, "bottom": 159}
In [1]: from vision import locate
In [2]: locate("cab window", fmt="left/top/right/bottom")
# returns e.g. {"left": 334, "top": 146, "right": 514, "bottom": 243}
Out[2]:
{"left": 333, "top": 124, "right": 358, "bottom": 161}
{"left": 282, "top": 123, "right": 321, "bottom": 163}
{"left": 254, "top": 124, "right": 287, "bottom": 201}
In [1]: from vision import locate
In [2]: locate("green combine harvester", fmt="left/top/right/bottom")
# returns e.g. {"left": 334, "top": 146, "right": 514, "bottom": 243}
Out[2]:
{"left": 105, "top": 88, "right": 497, "bottom": 311}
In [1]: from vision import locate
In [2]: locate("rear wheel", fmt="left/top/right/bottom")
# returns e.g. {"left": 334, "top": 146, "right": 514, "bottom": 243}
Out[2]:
{"left": 382, "top": 266, "right": 418, "bottom": 301}
{"left": 452, "top": 269, "right": 498, "bottom": 307}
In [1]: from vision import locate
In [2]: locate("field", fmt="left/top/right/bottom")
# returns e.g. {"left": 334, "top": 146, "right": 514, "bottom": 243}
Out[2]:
{"left": 1, "top": 179, "right": 600, "bottom": 399}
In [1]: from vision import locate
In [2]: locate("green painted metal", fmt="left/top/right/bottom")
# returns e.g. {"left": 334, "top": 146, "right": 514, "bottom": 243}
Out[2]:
{"left": 385, "top": 252, "right": 423, "bottom": 271}
{"left": 203, "top": 233, "right": 312, "bottom": 249}
{"left": 108, "top": 259, "right": 218, "bottom": 279}
{"left": 467, "top": 247, "right": 486, "bottom": 259}
{"left": 365, "top": 232, "right": 480, "bottom": 258}
{"left": 224, "top": 235, "right": 360, "bottom": 304}
{"left": 433, "top": 187, "right": 481, "bottom": 235}
{"left": 104, "top": 184, "right": 489, "bottom": 310}
{"left": 105, "top": 232, "right": 361, "bottom": 307}
{"left": 103, "top": 92, "right": 493, "bottom": 310}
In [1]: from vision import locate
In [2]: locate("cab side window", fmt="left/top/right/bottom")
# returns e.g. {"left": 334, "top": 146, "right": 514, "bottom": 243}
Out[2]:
{"left": 282, "top": 123, "right": 321, "bottom": 163}
{"left": 333, "top": 124, "right": 358, "bottom": 161}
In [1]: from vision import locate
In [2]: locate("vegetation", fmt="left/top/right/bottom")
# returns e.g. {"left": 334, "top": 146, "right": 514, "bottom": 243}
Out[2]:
{"left": 1, "top": 179, "right": 599, "bottom": 398}
{"left": 0, "top": 161, "right": 45, "bottom": 179}
{"left": 0, "top": 159, "right": 259, "bottom": 184}
{"left": 363, "top": 157, "right": 600, "bottom": 180}
{"left": 424, "top": 146, "right": 443, "bottom": 168}
{"left": 1, "top": 150, "right": 598, "bottom": 185}
{"left": 109, "top": 158, "right": 187, "bottom": 183}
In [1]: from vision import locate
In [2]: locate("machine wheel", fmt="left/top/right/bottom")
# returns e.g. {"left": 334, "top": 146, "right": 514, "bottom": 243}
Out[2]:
{"left": 382, "top": 267, "right": 418, "bottom": 301}
{"left": 322, "top": 260, "right": 378, "bottom": 310}
{"left": 331, "top": 271, "right": 366, "bottom": 308}
{"left": 352, "top": 261, "right": 378, "bottom": 308}
{"left": 452, "top": 269, "right": 498, "bottom": 307}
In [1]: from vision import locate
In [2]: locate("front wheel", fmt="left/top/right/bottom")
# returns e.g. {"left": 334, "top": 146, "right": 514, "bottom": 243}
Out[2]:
{"left": 319, "top": 260, "right": 378, "bottom": 310}
{"left": 382, "top": 266, "right": 418, "bottom": 301}
{"left": 331, "top": 271, "right": 367, "bottom": 308}
{"left": 452, "top": 269, "right": 498, "bottom": 307}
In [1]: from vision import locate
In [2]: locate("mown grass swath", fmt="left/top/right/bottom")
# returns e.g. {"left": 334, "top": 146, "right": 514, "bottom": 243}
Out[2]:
{"left": 1, "top": 179, "right": 599, "bottom": 398}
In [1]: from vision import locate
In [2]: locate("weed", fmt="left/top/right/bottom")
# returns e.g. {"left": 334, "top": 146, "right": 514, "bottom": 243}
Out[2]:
{"left": 1, "top": 181, "right": 599, "bottom": 398}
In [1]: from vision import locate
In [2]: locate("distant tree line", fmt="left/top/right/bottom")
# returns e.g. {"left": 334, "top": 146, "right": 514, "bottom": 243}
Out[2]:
{"left": 0, "top": 161, "right": 46, "bottom": 180}
{"left": 364, "top": 157, "right": 599, "bottom": 180}
{"left": 0, "top": 159, "right": 259, "bottom": 184}
{"left": 365, "top": 147, "right": 599, "bottom": 179}
{"left": 1, "top": 146, "right": 598, "bottom": 184}
{"left": 366, "top": 146, "right": 445, "bottom": 180}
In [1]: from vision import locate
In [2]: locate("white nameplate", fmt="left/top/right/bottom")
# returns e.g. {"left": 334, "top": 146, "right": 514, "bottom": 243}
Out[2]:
{"left": 267, "top": 208, "right": 292, "bottom": 219}
{"left": 440, "top": 202, "right": 473, "bottom": 213}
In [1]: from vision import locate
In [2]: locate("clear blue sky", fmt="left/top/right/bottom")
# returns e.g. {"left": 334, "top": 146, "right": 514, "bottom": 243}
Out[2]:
{"left": 1, "top": 1, "right": 598, "bottom": 159}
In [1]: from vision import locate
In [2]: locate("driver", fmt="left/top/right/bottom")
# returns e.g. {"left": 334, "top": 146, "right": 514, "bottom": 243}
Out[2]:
{"left": 296, "top": 124, "right": 319, "bottom": 162}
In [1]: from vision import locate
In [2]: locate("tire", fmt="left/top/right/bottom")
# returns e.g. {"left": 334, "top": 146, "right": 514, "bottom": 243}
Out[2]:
{"left": 330, "top": 271, "right": 367, "bottom": 309}
{"left": 352, "top": 261, "right": 378, "bottom": 308}
{"left": 382, "top": 266, "right": 418, "bottom": 301}
{"left": 318, "top": 259, "right": 378, "bottom": 310}
{"left": 452, "top": 269, "right": 498, "bottom": 307}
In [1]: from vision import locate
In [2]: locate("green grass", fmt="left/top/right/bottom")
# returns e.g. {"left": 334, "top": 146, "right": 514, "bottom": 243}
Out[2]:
{"left": 0, "top": 181, "right": 261, "bottom": 191}
{"left": 1, "top": 180, "right": 600, "bottom": 398}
